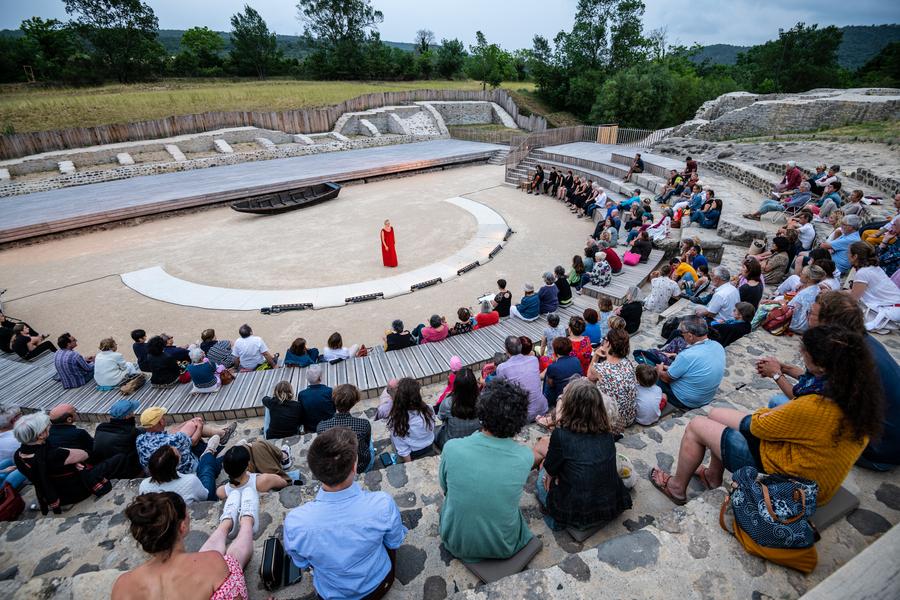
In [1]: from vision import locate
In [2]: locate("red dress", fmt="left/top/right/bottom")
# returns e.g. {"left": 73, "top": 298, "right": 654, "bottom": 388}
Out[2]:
{"left": 381, "top": 227, "right": 398, "bottom": 267}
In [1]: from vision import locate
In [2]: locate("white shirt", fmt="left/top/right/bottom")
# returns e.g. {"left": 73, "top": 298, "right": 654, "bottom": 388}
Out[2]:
{"left": 635, "top": 384, "right": 663, "bottom": 426}
{"left": 644, "top": 276, "right": 681, "bottom": 313}
{"left": 797, "top": 222, "right": 816, "bottom": 250}
{"left": 94, "top": 350, "right": 138, "bottom": 386}
{"left": 0, "top": 430, "right": 19, "bottom": 462}
{"left": 323, "top": 347, "right": 351, "bottom": 362}
{"left": 706, "top": 282, "right": 740, "bottom": 322}
{"left": 139, "top": 474, "right": 209, "bottom": 504}
{"left": 391, "top": 409, "right": 435, "bottom": 457}
{"left": 855, "top": 266, "right": 900, "bottom": 308}
{"left": 232, "top": 335, "right": 268, "bottom": 370}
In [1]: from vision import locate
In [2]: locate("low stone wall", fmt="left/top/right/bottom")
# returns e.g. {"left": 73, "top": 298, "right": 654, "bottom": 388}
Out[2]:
{"left": 757, "top": 161, "right": 898, "bottom": 199}
{"left": 701, "top": 160, "right": 772, "bottom": 197}
{"left": 0, "top": 133, "right": 448, "bottom": 198}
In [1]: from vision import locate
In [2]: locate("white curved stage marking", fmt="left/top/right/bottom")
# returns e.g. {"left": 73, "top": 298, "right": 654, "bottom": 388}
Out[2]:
{"left": 120, "top": 196, "right": 509, "bottom": 311}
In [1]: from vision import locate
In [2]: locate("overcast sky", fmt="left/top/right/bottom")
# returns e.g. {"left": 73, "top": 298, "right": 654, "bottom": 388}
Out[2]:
{"left": 3, "top": 0, "right": 897, "bottom": 49}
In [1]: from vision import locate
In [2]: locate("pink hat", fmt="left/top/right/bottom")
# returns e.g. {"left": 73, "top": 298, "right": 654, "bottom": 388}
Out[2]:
{"left": 449, "top": 356, "right": 463, "bottom": 371}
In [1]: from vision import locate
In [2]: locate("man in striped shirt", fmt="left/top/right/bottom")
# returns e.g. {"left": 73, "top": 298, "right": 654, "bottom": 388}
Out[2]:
{"left": 54, "top": 333, "right": 94, "bottom": 389}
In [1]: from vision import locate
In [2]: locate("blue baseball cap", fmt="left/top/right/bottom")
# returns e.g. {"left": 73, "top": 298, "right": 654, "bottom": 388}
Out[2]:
{"left": 109, "top": 399, "right": 140, "bottom": 419}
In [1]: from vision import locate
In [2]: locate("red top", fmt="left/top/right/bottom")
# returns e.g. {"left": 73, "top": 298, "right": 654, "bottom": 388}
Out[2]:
{"left": 475, "top": 311, "right": 500, "bottom": 329}
{"left": 603, "top": 247, "right": 622, "bottom": 272}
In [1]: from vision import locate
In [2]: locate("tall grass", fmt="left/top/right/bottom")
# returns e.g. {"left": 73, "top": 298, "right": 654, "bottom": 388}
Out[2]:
{"left": 0, "top": 79, "right": 535, "bottom": 133}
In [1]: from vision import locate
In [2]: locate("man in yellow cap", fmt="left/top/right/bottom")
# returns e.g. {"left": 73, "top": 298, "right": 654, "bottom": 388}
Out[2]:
{"left": 47, "top": 403, "right": 94, "bottom": 454}
{"left": 136, "top": 407, "right": 235, "bottom": 474}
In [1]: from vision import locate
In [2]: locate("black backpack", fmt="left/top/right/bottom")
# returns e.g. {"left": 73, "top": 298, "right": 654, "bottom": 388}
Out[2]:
{"left": 661, "top": 316, "right": 681, "bottom": 341}
{"left": 259, "top": 537, "right": 303, "bottom": 591}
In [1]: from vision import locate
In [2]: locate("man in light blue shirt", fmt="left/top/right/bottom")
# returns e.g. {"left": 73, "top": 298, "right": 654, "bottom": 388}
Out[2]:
{"left": 821, "top": 214, "right": 861, "bottom": 276}
{"left": 656, "top": 316, "right": 725, "bottom": 409}
{"left": 284, "top": 427, "right": 407, "bottom": 600}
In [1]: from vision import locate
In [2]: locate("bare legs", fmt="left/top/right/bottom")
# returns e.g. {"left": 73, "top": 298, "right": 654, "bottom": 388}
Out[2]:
{"left": 199, "top": 515, "right": 255, "bottom": 570}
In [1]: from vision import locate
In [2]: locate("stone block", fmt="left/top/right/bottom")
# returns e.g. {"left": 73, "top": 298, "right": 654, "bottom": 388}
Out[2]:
{"left": 254, "top": 137, "right": 276, "bottom": 150}
{"left": 358, "top": 118, "right": 381, "bottom": 137}
{"left": 292, "top": 134, "right": 314, "bottom": 145}
{"left": 716, "top": 217, "right": 767, "bottom": 243}
{"left": 115, "top": 153, "right": 134, "bottom": 166}
{"left": 0, "top": 168, "right": 9, "bottom": 181}
{"left": 165, "top": 144, "right": 187, "bottom": 162}
{"left": 213, "top": 139, "right": 234, "bottom": 154}
{"left": 331, "top": 132, "right": 350, "bottom": 142}
{"left": 58, "top": 160, "right": 76, "bottom": 175}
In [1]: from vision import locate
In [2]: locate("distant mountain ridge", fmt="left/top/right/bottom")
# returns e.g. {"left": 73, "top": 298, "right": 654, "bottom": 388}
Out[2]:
{"left": 688, "top": 24, "right": 900, "bottom": 70}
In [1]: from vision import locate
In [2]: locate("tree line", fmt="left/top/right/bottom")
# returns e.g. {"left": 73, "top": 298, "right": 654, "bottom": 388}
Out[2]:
{"left": 0, "top": 0, "right": 896, "bottom": 131}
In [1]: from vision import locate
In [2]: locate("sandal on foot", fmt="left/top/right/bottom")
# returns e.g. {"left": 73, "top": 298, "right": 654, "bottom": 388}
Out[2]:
{"left": 219, "top": 422, "right": 237, "bottom": 446}
{"left": 650, "top": 467, "right": 687, "bottom": 505}
{"left": 694, "top": 465, "right": 717, "bottom": 490}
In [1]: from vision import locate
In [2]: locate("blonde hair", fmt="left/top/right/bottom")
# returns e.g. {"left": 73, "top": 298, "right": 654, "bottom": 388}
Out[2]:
{"left": 99, "top": 338, "right": 117, "bottom": 352}
{"left": 273, "top": 380, "right": 294, "bottom": 404}
{"left": 607, "top": 316, "right": 626, "bottom": 330}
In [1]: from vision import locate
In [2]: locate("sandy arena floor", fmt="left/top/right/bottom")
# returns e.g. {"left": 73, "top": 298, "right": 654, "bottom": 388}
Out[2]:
{"left": 0, "top": 165, "right": 594, "bottom": 361}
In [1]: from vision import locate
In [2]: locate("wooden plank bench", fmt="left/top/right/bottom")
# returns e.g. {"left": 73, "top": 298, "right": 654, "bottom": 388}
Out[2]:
{"left": 582, "top": 249, "right": 666, "bottom": 305}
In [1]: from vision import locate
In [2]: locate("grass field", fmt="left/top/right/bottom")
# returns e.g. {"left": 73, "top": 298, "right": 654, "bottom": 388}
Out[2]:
{"left": 731, "top": 120, "right": 900, "bottom": 144}
{"left": 0, "top": 79, "right": 536, "bottom": 133}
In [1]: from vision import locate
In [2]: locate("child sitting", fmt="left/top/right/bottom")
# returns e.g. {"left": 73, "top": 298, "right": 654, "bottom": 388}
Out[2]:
{"left": 436, "top": 356, "right": 463, "bottom": 405}
{"left": 598, "top": 297, "right": 614, "bottom": 338}
{"left": 634, "top": 364, "right": 667, "bottom": 426}
{"left": 540, "top": 313, "right": 566, "bottom": 357}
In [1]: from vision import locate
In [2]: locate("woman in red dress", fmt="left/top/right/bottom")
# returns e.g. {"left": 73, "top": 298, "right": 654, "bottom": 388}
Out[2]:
{"left": 381, "top": 219, "right": 398, "bottom": 268}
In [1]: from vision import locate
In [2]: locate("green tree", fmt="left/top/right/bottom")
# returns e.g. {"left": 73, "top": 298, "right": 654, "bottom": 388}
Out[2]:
{"left": 63, "top": 0, "right": 165, "bottom": 82}
{"left": 415, "top": 29, "right": 434, "bottom": 54}
{"left": 19, "top": 17, "right": 93, "bottom": 83}
{"left": 855, "top": 41, "right": 900, "bottom": 87}
{"left": 735, "top": 23, "right": 843, "bottom": 92}
{"left": 174, "top": 26, "right": 225, "bottom": 76}
{"left": 435, "top": 38, "right": 466, "bottom": 79}
{"left": 466, "top": 31, "right": 515, "bottom": 89}
{"left": 296, "top": 0, "right": 383, "bottom": 79}
{"left": 229, "top": 5, "right": 279, "bottom": 78}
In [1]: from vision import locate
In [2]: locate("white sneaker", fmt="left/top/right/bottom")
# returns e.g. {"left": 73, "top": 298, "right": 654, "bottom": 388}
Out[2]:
{"left": 281, "top": 444, "right": 293, "bottom": 469}
{"left": 203, "top": 435, "right": 221, "bottom": 457}
{"left": 220, "top": 488, "right": 242, "bottom": 536}
{"left": 239, "top": 484, "right": 260, "bottom": 535}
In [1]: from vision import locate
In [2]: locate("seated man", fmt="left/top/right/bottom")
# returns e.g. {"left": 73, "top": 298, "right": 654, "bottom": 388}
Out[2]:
{"left": 772, "top": 161, "right": 803, "bottom": 195}
{"left": 814, "top": 181, "right": 843, "bottom": 220}
{"left": 298, "top": 364, "right": 335, "bottom": 434}
{"left": 682, "top": 156, "right": 698, "bottom": 179}
{"left": 130, "top": 329, "right": 149, "bottom": 370}
{"left": 136, "top": 407, "right": 235, "bottom": 474}
{"left": 617, "top": 188, "right": 643, "bottom": 212}
{"left": 820, "top": 214, "right": 862, "bottom": 276}
{"left": 284, "top": 427, "right": 406, "bottom": 600}
{"left": 231, "top": 323, "right": 278, "bottom": 371}
{"left": 54, "top": 333, "right": 94, "bottom": 389}
{"left": 495, "top": 336, "right": 548, "bottom": 422}
{"left": 47, "top": 403, "right": 94, "bottom": 454}
{"left": 439, "top": 379, "right": 534, "bottom": 561}
{"left": 743, "top": 181, "right": 812, "bottom": 220}
{"left": 622, "top": 153, "right": 644, "bottom": 183}
{"left": 317, "top": 384, "right": 374, "bottom": 473}
{"left": 93, "top": 399, "right": 144, "bottom": 478}
{"left": 695, "top": 267, "right": 740, "bottom": 323}
{"left": 655, "top": 316, "right": 725, "bottom": 409}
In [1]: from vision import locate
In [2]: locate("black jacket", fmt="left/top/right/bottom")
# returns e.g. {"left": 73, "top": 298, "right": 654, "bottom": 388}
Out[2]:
{"left": 93, "top": 418, "right": 143, "bottom": 476}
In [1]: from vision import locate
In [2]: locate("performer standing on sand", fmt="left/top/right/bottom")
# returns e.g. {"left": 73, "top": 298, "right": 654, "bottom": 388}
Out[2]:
{"left": 381, "top": 219, "right": 398, "bottom": 268}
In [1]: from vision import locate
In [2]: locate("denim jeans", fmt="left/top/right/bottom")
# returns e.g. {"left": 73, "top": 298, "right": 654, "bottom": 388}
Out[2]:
{"left": 196, "top": 452, "right": 223, "bottom": 501}
{"left": 263, "top": 408, "right": 271, "bottom": 437}
{"left": 767, "top": 393, "right": 790, "bottom": 409}
{"left": 533, "top": 467, "right": 563, "bottom": 531}
{"left": 758, "top": 200, "right": 783, "bottom": 215}
{"left": 0, "top": 458, "right": 26, "bottom": 490}
{"left": 365, "top": 440, "right": 376, "bottom": 472}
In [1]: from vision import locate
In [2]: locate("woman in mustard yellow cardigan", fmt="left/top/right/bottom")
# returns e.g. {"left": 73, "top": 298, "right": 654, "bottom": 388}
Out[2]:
{"left": 650, "top": 325, "right": 883, "bottom": 505}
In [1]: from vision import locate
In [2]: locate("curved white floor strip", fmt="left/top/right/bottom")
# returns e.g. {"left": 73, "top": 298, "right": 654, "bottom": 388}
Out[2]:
{"left": 120, "top": 196, "right": 510, "bottom": 310}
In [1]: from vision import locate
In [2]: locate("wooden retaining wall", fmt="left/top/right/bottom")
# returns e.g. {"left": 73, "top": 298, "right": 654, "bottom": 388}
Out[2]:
{"left": 0, "top": 88, "right": 546, "bottom": 160}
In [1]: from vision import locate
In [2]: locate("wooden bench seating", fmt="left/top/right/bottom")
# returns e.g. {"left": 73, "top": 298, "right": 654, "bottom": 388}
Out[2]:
{"left": 0, "top": 302, "right": 593, "bottom": 421}
{"left": 582, "top": 249, "right": 666, "bottom": 305}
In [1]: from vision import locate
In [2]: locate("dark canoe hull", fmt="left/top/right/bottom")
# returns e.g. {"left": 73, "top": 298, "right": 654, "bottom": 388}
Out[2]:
{"left": 230, "top": 182, "right": 342, "bottom": 215}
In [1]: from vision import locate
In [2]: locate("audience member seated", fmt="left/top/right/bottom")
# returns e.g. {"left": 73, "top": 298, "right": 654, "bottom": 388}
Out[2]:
{"left": 386, "top": 378, "right": 436, "bottom": 462}
{"left": 47, "top": 403, "right": 94, "bottom": 454}
{"left": 861, "top": 192, "right": 900, "bottom": 245}
{"left": 526, "top": 165, "right": 544, "bottom": 194}
{"left": 651, "top": 325, "right": 881, "bottom": 505}
{"left": 589, "top": 255, "right": 612, "bottom": 288}
{"left": 759, "top": 236, "right": 791, "bottom": 286}
{"left": 647, "top": 209, "right": 672, "bottom": 242}
{"left": 542, "top": 337, "right": 583, "bottom": 408}
{"left": 186, "top": 347, "right": 222, "bottom": 394}
{"left": 284, "top": 428, "right": 406, "bottom": 600}
{"left": 114, "top": 490, "right": 258, "bottom": 600}
{"left": 655, "top": 316, "right": 725, "bottom": 410}
{"left": 644, "top": 265, "right": 682, "bottom": 313}
{"left": 587, "top": 329, "right": 637, "bottom": 433}
{"left": 492, "top": 279, "right": 513, "bottom": 317}
{"left": 144, "top": 335, "right": 182, "bottom": 388}
{"left": 0, "top": 311, "right": 24, "bottom": 354}
{"left": 617, "top": 286, "right": 644, "bottom": 334}
{"left": 418, "top": 315, "right": 449, "bottom": 344}
{"left": 568, "top": 255, "right": 589, "bottom": 292}
{"left": 138, "top": 442, "right": 222, "bottom": 504}
{"left": 160, "top": 334, "right": 190, "bottom": 362}
{"left": 0, "top": 406, "right": 25, "bottom": 491}
{"left": 262, "top": 380, "right": 302, "bottom": 440}
{"left": 622, "top": 152, "right": 644, "bottom": 183}
{"left": 815, "top": 181, "right": 843, "bottom": 219}
{"left": 136, "top": 407, "right": 235, "bottom": 475}
{"left": 475, "top": 300, "right": 500, "bottom": 328}
{"left": 384, "top": 320, "right": 417, "bottom": 351}
{"left": 710, "top": 302, "right": 755, "bottom": 347}
{"left": 283, "top": 337, "right": 320, "bottom": 367}
{"left": 11, "top": 323, "right": 56, "bottom": 360}
{"left": 435, "top": 368, "right": 482, "bottom": 450}
{"left": 849, "top": 242, "right": 900, "bottom": 332}
{"left": 772, "top": 161, "right": 803, "bottom": 195}
{"left": 553, "top": 265, "right": 573, "bottom": 307}
{"left": 630, "top": 230, "right": 653, "bottom": 263}
{"left": 54, "top": 332, "right": 94, "bottom": 389}
{"left": 325, "top": 331, "right": 363, "bottom": 362}
{"left": 532, "top": 379, "right": 632, "bottom": 530}
{"left": 93, "top": 337, "right": 142, "bottom": 390}
{"left": 439, "top": 379, "right": 534, "bottom": 562}
{"left": 695, "top": 267, "right": 740, "bottom": 323}
{"left": 583, "top": 309, "right": 602, "bottom": 345}
{"left": 130, "top": 329, "right": 149, "bottom": 370}
{"left": 744, "top": 181, "right": 812, "bottom": 220}
{"left": 93, "top": 399, "right": 143, "bottom": 478}
{"left": 535, "top": 273, "right": 559, "bottom": 315}
{"left": 298, "top": 365, "right": 335, "bottom": 434}
{"left": 450, "top": 308, "right": 476, "bottom": 336}
{"left": 689, "top": 190, "right": 722, "bottom": 229}
{"left": 495, "top": 335, "right": 548, "bottom": 421}
{"left": 316, "top": 384, "right": 374, "bottom": 473}
{"left": 635, "top": 364, "right": 666, "bottom": 426}
{"left": 737, "top": 258, "right": 764, "bottom": 309}
{"left": 232, "top": 324, "right": 277, "bottom": 371}
{"left": 14, "top": 413, "right": 121, "bottom": 514}
{"left": 841, "top": 189, "right": 869, "bottom": 220}
{"left": 821, "top": 214, "right": 861, "bottom": 276}
{"left": 216, "top": 443, "right": 292, "bottom": 500}
{"left": 511, "top": 283, "right": 540, "bottom": 321}
{"left": 199, "top": 328, "right": 235, "bottom": 369}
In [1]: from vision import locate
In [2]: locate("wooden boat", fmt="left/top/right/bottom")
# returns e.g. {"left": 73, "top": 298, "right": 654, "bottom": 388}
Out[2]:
{"left": 230, "top": 182, "right": 342, "bottom": 215}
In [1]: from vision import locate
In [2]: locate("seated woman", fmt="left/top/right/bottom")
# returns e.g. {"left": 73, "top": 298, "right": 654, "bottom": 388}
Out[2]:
{"left": 112, "top": 490, "right": 257, "bottom": 600}
{"left": 849, "top": 241, "right": 900, "bottom": 332}
{"left": 435, "top": 368, "right": 481, "bottom": 450}
{"left": 199, "top": 329, "right": 235, "bottom": 369}
{"left": 568, "top": 255, "right": 589, "bottom": 292}
{"left": 475, "top": 300, "right": 500, "bottom": 329}
{"left": 617, "top": 286, "right": 644, "bottom": 334}
{"left": 526, "top": 165, "right": 544, "bottom": 194}
{"left": 139, "top": 442, "right": 222, "bottom": 503}
{"left": 567, "top": 316, "right": 594, "bottom": 375}
{"left": 647, "top": 209, "right": 672, "bottom": 242}
{"left": 650, "top": 325, "right": 881, "bottom": 506}
{"left": 786, "top": 266, "right": 828, "bottom": 333}
{"left": 215, "top": 443, "right": 293, "bottom": 500}
{"left": 387, "top": 378, "right": 436, "bottom": 462}
{"left": 186, "top": 347, "right": 222, "bottom": 394}
{"left": 384, "top": 319, "right": 417, "bottom": 350}
{"left": 643, "top": 265, "right": 681, "bottom": 313}
{"left": 587, "top": 328, "right": 637, "bottom": 433}
{"left": 13, "top": 413, "right": 123, "bottom": 514}
{"left": 323, "top": 332, "right": 360, "bottom": 362}
{"left": 94, "top": 337, "right": 142, "bottom": 390}
{"left": 737, "top": 257, "right": 764, "bottom": 309}
{"left": 542, "top": 337, "right": 583, "bottom": 409}
{"left": 283, "top": 337, "right": 320, "bottom": 367}
{"left": 11, "top": 324, "right": 56, "bottom": 360}
{"left": 554, "top": 265, "right": 573, "bottom": 306}
{"left": 261, "top": 380, "right": 301, "bottom": 440}
{"left": 759, "top": 236, "right": 791, "bottom": 287}
{"left": 588, "top": 255, "right": 612, "bottom": 288}
{"left": 532, "top": 379, "right": 632, "bottom": 531}
{"left": 449, "top": 308, "right": 475, "bottom": 336}
{"left": 417, "top": 315, "right": 449, "bottom": 343}
{"left": 492, "top": 279, "right": 512, "bottom": 317}
{"left": 629, "top": 230, "right": 653, "bottom": 263}
{"left": 144, "top": 335, "right": 183, "bottom": 388}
